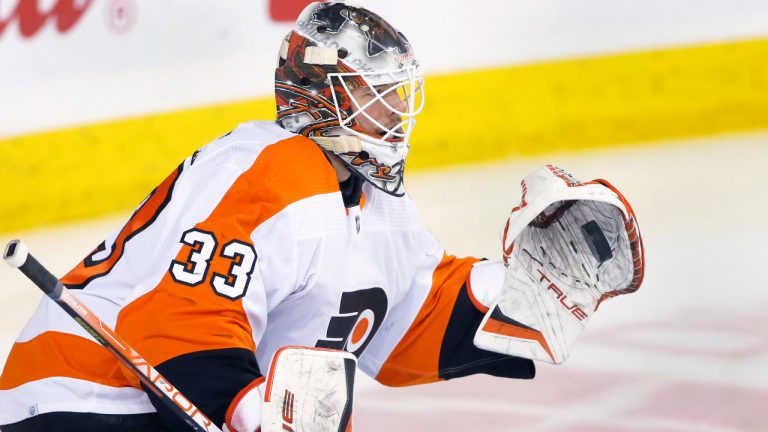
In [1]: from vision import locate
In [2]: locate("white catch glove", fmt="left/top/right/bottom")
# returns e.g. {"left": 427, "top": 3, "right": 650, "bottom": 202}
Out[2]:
{"left": 474, "top": 165, "right": 644, "bottom": 364}
{"left": 260, "top": 347, "right": 356, "bottom": 432}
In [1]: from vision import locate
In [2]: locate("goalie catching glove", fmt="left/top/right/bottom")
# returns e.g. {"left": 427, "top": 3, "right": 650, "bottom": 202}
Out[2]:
{"left": 474, "top": 165, "right": 645, "bottom": 364}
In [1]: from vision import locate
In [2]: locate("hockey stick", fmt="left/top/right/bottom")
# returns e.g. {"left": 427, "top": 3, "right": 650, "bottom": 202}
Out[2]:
{"left": 3, "top": 240, "right": 223, "bottom": 432}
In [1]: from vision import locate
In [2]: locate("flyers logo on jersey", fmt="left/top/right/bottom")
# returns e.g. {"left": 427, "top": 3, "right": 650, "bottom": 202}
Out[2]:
{"left": 316, "top": 287, "right": 388, "bottom": 357}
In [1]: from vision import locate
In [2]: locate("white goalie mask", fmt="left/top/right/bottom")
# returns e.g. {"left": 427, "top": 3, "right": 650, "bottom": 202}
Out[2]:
{"left": 275, "top": 1, "right": 425, "bottom": 196}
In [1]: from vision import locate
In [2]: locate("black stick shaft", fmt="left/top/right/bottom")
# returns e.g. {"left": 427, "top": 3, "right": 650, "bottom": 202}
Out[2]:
{"left": 3, "top": 240, "right": 220, "bottom": 432}
{"left": 5, "top": 240, "right": 61, "bottom": 296}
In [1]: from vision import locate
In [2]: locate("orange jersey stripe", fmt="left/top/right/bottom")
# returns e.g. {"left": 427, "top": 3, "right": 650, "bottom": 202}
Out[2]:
{"left": 375, "top": 253, "right": 479, "bottom": 386}
{"left": 61, "top": 164, "right": 184, "bottom": 289}
{"left": 116, "top": 136, "right": 340, "bottom": 370}
{"left": 0, "top": 331, "right": 128, "bottom": 390}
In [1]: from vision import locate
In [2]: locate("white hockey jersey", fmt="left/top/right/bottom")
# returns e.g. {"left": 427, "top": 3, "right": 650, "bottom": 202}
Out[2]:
{"left": 0, "top": 122, "right": 534, "bottom": 429}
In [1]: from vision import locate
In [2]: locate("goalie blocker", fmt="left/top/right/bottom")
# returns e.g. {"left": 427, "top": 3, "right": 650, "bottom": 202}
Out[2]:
{"left": 474, "top": 165, "right": 645, "bottom": 364}
{"left": 228, "top": 347, "right": 356, "bottom": 432}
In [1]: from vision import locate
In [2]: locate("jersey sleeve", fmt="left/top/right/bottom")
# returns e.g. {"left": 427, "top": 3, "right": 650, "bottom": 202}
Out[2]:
{"left": 72, "top": 129, "right": 340, "bottom": 428}
{"left": 358, "top": 228, "right": 535, "bottom": 387}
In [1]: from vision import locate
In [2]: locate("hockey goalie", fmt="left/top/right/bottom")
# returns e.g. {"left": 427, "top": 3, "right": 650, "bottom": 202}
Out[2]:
{"left": 0, "top": 1, "right": 644, "bottom": 431}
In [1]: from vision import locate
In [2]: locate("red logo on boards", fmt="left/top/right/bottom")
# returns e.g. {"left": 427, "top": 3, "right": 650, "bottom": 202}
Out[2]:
{"left": 269, "top": 0, "right": 315, "bottom": 22}
{"left": 0, "top": 0, "right": 93, "bottom": 39}
{"left": 1, "top": 0, "right": 310, "bottom": 39}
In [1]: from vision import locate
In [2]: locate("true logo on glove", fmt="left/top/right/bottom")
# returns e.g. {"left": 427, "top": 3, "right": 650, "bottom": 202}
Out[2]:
{"left": 537, "top": 269, "right": 589, "bottom": 321}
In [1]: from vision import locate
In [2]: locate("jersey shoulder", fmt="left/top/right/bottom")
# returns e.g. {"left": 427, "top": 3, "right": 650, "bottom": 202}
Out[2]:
{"left": 191, "top": 121, "right": 314, "bottom": 168}
{"left": 188, "top": 121, "right": 340, "bottom": 212}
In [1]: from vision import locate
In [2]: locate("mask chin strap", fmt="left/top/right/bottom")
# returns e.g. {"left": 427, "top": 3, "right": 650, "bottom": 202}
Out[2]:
{"left": 311, "top": 135, "right": 362, "bottom": 153}
{"left": 311, "top": 136, "right": 405, "bottom": 197}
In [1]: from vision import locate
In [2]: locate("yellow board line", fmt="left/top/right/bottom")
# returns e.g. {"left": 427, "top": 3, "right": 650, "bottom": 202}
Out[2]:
{"left": 1, "top": 37, "right": 767, "bottom": 233}
{"left": 409, "top": 37, "right": 768, "bottom": 168}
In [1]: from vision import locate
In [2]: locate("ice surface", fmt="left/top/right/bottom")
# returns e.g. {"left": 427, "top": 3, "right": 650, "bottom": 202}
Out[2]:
{"left": 2, "top": 131, "right": 767, "bottom": 431}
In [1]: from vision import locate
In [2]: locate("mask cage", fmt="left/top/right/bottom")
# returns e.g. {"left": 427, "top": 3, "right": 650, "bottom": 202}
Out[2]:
{"left": 327, "top": 66, "right": 424, "bottom": 150}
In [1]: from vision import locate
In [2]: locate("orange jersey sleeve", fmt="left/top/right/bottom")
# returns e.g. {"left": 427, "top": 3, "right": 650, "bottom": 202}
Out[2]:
{"left": 375, "top": 253, "right": 480, "bottom": 385}
{"left": 360, "top": 229, "right": 536, "bottom": 387}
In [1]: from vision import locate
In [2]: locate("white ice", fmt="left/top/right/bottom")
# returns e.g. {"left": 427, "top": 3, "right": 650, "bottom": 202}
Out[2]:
{"left": 2, "top": 131, "right": 767, "bottom": 431}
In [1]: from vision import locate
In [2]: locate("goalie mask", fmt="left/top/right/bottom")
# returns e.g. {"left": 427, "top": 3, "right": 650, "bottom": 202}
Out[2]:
{"left": 275, "top": 1, "right": 425, "bottom": 196}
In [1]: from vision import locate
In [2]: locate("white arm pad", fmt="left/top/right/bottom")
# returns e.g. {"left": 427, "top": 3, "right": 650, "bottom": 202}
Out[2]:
{"left": 225, "top": 378, "right": 265, "bottom": 432}
{"left": 467, "top": 260, "right": 505, "bottom": 310}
